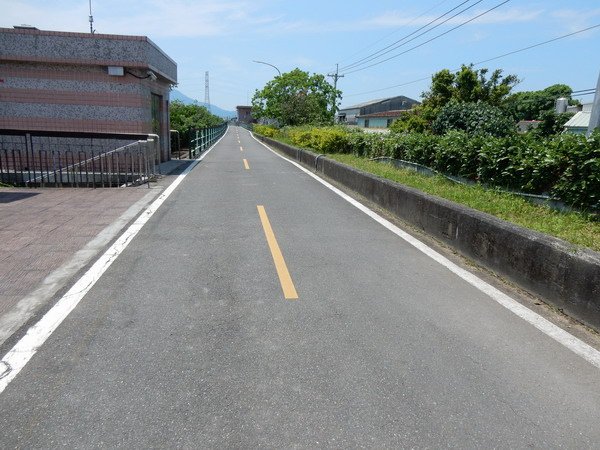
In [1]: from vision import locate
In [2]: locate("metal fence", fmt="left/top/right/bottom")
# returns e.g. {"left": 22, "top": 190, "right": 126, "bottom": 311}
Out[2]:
{"left": 189, "top": 123, "right": 228, "bottom": 158}
{"left": 0, "top": 131, "right": 160, "bottom": 188}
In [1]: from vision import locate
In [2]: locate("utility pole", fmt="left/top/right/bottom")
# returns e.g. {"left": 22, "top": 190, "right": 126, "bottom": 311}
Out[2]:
{"left": 587, "top": 69, "right": 600, "bottom": 136}
{"left": 327, "top": 63, "right": 344, "bottom": 122}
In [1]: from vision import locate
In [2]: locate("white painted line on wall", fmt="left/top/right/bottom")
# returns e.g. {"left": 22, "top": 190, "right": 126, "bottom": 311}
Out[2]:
{"left": 249, "top": 130, "right": 600, "bottom": 370}
{"left": 0, "top": 129, "right": 229, "bottom": 394}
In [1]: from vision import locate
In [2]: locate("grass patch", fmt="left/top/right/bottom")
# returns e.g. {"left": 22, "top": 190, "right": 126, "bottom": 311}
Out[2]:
{"left": 327, "top": 154, "right": 600, "bottom": 252}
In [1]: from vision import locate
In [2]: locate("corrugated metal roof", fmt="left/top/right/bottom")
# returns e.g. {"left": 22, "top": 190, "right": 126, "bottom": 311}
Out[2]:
{"left": 564, "top": 111, "right": 591, "bottom": 128}
{"left": 339, "top": 98, "right": 387, "bottom": 111}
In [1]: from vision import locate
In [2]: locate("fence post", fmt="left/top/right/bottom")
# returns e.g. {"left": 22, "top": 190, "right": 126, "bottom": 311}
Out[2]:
{"left": 25, "top": 133, "right": 33, "bottom": 186}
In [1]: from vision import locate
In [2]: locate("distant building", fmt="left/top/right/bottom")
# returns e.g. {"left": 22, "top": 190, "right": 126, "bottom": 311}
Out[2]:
{"left": 564, "top": 103, "right": 593, "bottom": 135}
{"left": 337, "top": 96, "right": 419, "bottom": 126}
{"left": 236, "top": 106, "right": 253, "bottom": 124}
{"left": 357, "top": 110, "right": 410, "bottom": 129}
{"left": 0, "top": 26, "right": 177, "bottom": 161}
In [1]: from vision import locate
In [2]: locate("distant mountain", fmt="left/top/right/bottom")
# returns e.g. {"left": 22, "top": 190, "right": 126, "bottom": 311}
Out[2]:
{"left": 170, "top": 89, "right": 236, "bottom": 119}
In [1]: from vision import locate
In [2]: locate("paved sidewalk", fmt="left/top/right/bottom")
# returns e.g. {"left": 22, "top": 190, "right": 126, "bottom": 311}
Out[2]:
{"left": 0, "top": 159, "right": 191, "bottom": 347}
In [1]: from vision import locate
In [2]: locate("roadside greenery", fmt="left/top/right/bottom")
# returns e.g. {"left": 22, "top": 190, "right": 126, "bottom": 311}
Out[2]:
{"left": 170, "top": 100, "right": 223, "bottom": 148}
{"left": 253, "top": 64, "right": 599, "bottom": 250}
{"left": 390, "top": 65, "right": 577, "bottom": 136}
{"left": 253, "top": 124, "right": 599, "bottom": 250}
{"left": 328, "top": 154, "right": 600, "bottom": 252}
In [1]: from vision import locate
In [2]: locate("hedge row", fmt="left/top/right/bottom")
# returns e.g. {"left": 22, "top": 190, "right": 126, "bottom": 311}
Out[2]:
{"left": 253, "top": 125, "right": 600, "bottom": 210}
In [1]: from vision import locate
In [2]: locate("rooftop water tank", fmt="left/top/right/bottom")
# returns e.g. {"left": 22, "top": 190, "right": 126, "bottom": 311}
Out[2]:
{"left": 555, "top": 97, "right": 568, "bottom": 114}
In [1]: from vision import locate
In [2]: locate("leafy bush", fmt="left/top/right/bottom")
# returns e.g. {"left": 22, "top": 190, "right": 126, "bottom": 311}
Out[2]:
{"left": 267, "top": 125, "right": 599, "bottom": 210}
{"left": 550, "top": 132, "right": 600, "bottom": 209}
{"left": 431, "top": 101, "right": 516, "bottom": 137}
{"left": 435, "top": 131, "right": 484, "bottom": 179}
{"left": 253, "top": 124, "right": 279, "bottom": 138}
{"left": 533, "top": 111, "right": 575, "bottom": 137}
{"left": 389, "top": 110, "right": 430, "bottom": 134}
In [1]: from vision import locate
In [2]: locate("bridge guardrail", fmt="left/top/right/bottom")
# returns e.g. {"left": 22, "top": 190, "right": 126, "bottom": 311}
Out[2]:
{"left": 189, "top": 123, "right": 228, "bottom": 159}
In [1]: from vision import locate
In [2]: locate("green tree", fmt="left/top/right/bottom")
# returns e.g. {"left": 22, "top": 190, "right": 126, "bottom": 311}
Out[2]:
{"left": 422, "top": 65, "right": 519, "bottom": 112}
{"left": 251, "top": 68, "right": 340, "bottom": 126}
{"left": 170, "top": 100, "right": 223, "bottom": 147}
{"left": 505, "top": 84, "right": 574, "bottom": 121}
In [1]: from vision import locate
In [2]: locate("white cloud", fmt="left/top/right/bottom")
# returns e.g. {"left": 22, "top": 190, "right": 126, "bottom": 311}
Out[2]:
{"left": 551, "top": 8, "right": 600, "bottom": 34}
{"left": 0, "top": 0, "right": 279, "bottom": 37}
{"left": 252, "top": 6, "right": 543, "bottom": 36}
{"left": 1, "top": 0, "right": 89, "bottom": 32}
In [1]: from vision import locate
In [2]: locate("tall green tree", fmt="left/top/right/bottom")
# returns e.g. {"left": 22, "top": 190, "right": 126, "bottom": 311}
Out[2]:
{"left": 421, "top": 65, "right": 519, "bottom": 112}
{"left": 251, "top": 68, "right": 340, "bottom": 126}
{"left": 392, "top": 65, "right": 519, "bottom": 132}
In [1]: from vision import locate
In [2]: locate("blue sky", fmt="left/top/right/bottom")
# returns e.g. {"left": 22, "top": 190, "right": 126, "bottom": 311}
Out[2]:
{"left": 3, "top": 0, "right": 600, "bottom": 110}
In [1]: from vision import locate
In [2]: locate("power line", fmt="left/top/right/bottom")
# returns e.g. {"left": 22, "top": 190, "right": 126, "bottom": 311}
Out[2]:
{"left": 339, "top": 0, "right": 478, "bottom": 72}
{"left": 343, "top": 0, "right": 511, "bottom": 75}
{"left": 472, "top": 23, "right": 600, "bottom": 66}
{"left": 336, "top": 0, "right": 453, "bottom": 67}
{"left": 343, "top": 23, "right": 600, "bottom": 98}
{"left": 344, "top": 77, "right": 432, "bottom": 98}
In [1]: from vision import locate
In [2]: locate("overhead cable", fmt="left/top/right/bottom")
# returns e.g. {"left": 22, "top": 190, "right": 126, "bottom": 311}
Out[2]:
{"left": 472, "top": 23, "right": 600, "bottom": 66}
{"left": 343, "top": 0, "right": 511, "bottom": 75}
{"left": 342, "top": 23, "right": 600, "bottom": 98}
{"left": 339, "top": 0, "right": 479, "bottom": 72}
{"left": 336, "top": 0, "right": 453, "bottom": 67}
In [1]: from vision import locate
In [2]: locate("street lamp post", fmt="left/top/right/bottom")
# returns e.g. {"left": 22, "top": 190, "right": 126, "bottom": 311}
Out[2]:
{"left": 253, "top": 60, "right": 281, "bottom": 76}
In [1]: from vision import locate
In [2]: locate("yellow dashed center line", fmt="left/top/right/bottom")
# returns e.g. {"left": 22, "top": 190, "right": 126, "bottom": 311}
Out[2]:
{"left": 257, "top": 205, "right": 298, "bottom": 300}
{"left": 243, "top": 158, "right": 250, "bottom": 170}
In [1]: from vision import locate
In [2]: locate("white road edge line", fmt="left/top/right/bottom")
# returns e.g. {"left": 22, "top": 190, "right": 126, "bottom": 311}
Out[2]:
{"left": 248, "top": 129, "right": 600, "bottom": 370}
{"left": 0, "top": 128, "right": 229, "bottom": 394}
{"left": 0, "top": 189, "right": 158, "bottom": 348}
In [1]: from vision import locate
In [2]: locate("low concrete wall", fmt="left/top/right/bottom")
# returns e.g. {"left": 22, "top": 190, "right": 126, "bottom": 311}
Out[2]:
{"left": 257, "top": 135, "right": 600, "bottom": 329}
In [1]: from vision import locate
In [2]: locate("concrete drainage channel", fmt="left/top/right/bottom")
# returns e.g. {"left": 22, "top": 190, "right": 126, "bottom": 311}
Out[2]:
{"left": 256, "top": 134, "right": 600, "bottom": 331}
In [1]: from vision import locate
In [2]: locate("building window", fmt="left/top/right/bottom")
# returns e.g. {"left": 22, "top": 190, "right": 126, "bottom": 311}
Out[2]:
{"left": 364, "top": 119, "right": 370, "bottom": 128}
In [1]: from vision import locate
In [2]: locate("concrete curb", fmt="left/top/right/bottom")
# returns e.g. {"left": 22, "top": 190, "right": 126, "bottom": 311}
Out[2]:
{"left": 257, "top": 135, "right": 600, "bottom": 330}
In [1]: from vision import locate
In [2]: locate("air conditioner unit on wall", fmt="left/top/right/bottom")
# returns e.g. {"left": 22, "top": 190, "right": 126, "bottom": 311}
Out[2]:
{"left": 108, "top": 66, "right": 124, "bottom": 76}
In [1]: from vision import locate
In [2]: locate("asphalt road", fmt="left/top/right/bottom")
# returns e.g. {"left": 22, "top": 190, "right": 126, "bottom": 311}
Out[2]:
{"left": 0, "top": 126, "right": 599, "bottom": 448}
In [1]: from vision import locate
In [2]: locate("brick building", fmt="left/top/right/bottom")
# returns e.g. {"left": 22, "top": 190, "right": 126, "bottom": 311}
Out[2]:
{"left": 0, "top": 26, "right": 177, "bottom": 161}
{"left": 236, "top": 105, "right": 254, "bottom": 124}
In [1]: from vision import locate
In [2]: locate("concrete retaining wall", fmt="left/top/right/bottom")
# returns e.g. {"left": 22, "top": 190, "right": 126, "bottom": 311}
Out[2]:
{"left": 257, "top": 135, "right": 600, "bottom": 329}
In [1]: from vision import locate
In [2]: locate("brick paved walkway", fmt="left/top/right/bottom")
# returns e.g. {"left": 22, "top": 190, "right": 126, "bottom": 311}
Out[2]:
{"left": 0, "top": 187, "right": 159, "bottom": 317}
{"left": 0, "top": 159, "right": 191, "bottom": 347}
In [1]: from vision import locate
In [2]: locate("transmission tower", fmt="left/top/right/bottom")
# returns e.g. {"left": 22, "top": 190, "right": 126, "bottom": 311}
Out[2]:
{"left": 204, "top": 71, "right": 211, "bottom": 113}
